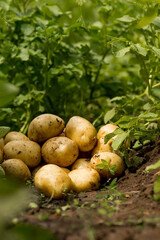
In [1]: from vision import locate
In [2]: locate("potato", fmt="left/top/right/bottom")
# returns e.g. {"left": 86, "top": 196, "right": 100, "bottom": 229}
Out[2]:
{"left": 28, "top": 114, "right": 65, "bottom": 143}
{"left": 31, "top": 163, "right": 46, "bottom": 177}
{"left": 92, "top": 124, "right": 119, "bottom": 156}
{"left": 42, "top": 136, "right": 79, "bottom": 167}
{"left": 4, "top": 131, "right": 29, "bottom": 144}
{"left": 0, "top": 138, "right": 4, "bottom": 164}
{"left": 4, "top": 140, "right": 41, "bottom": 168}
{"left": 90, "top": 152, "right": 125, "bottom": 179}
{"left": 91, "top": 138, "right": 113, "bottom": 156}
{"left": 69, "top": 168, "right": 100, "bottom": 193}
{"left": 61, "top": 167, "right": 70, "bottom": 174}
{"left": 65, "top": 116, "right": 97, "bottom": 152}
{"left": 71, "top": 158, "right": 91, "bottom": 170}
{"left": 1, "top": 159, "right": 31, "bottom": 180}
{"left": 34, "top": 164, "right": 72, "bottom": 198}
{"left": 97, "top": 124, "right": 119, "bottom": 139}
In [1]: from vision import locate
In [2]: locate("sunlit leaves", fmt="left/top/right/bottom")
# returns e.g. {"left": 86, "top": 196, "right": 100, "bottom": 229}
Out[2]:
{"left": 137, "top": 7, "right": 158, "bottom": 28}
{"left": 131, "top": 44, "right": 147, "bottom": 56}
{"left": 117, "top": 15, "right": 136, "bottom": 23}
{"left": 111, "top": 131, "right": 130, "bottom": 151}
{"left": 104, "top": 108, "right": 116, "bottom": 124}
{"left": 21, "top": 24, "right": 34, "bottom": 36}
{"left": 0, "top": 126, "right": 10, "bottom": 138}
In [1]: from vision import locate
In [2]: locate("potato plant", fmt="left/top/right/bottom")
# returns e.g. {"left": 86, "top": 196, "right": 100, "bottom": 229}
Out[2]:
{"left": 0, "top": 0, "right": 160, "bottom": 198}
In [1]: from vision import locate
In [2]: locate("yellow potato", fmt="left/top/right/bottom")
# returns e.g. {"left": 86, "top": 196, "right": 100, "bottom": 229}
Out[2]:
{"left": 65, "top": 116, "right": 97, "bottom": 152}
{"left": 31, "top": 163, "right": 46, "bottom": 177}
{"left": 42, "top": 136, "right": 79, "bottom": 167}
{"left": 1, "top": 159, "right": 31, "bottom": 180}
{"left": 71, "top": 158, "right": 91, "bottom": 170}
{"left": 61, "top": 167, "right": 70, "bottom": 174}
{"left": 4, "top": 140, "right": 41, "bottom": 168}
{"left": 97, "top": 124, "right": 119, "bottom": 139}
{"left": 34, "top": 164, "right": 72, "bottom": 199}
{"left": 69, "top": 168, "right": 100, "bottom": 193}
{"left": 0, "top": 138, "right": 4, "bottom": 164}
{"left": 90, "top": 152, "right": 125, "bottom": 179}
{"left": 28, "top": 114, "right": 65, "bottom": 143}
{"left": 4, "top": 131, "right": 29, "bottom": 144}
{"left": 91, "top": 138, "right": 113, "bottom": 156}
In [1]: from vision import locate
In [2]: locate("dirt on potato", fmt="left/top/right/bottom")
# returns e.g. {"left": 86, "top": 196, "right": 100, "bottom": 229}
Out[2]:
{"left": 19, "top": 139, "right": 160, "bottom": 240}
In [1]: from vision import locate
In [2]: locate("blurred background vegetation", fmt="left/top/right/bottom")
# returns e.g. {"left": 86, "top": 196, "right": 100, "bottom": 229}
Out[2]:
{"left": 0, "top": 0, "right": 160, "bottom": 134}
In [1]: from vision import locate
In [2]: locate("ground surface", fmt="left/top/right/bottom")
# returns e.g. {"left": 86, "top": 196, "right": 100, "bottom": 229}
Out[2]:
{"left": 20, "top": 140, "right": 160, "bottom": 240}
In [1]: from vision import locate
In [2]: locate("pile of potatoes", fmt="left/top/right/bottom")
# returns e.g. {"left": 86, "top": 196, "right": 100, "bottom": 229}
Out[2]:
{"left": 0, "top": 114, "right": 125, "bottom": 199}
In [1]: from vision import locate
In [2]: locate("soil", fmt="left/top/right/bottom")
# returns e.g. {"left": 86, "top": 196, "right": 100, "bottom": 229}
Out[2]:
{"left": 19, "top": 139, "right": 160, "bottom": 240}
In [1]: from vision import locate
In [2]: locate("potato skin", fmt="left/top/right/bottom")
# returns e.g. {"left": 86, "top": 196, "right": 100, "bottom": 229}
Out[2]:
{"left": 4, "top": 140, "right": 41, "bottom": 168}
{"left": 71, "top": 158, "right": 91, "bottom": 171}
{"left": 4, "top": 131, "right": 29, "bottom": 145}
{"left": 1, "top": 159, "right": 31, "bottom": 180}
{"left": 28, "top": 114, "right": 65, "bottom": 143}
{"left": 91, "top": 138, "right": 113, "bottom": 156}
{"left": 61, "top": 167, "right": 70, "bottom": 174}
{"left": 97, "top": 124, "right": 119, "bottom": 139}
{"left": 0, "top": 138, "right": 4, "bottom": 164}
{"left": 42, "top": 137, "right": 79, "bottom": 167}
{"left": 90, "top": 152, "right": 125, "bottom": 179}
{"left": 34, "top": 164, "right": 72, "bottom": 198}
{"left": 65, "top": 116, "right": 97, "bottom": 152}
{"left": 69, "top": 168, "right": 100, "bottom": 193}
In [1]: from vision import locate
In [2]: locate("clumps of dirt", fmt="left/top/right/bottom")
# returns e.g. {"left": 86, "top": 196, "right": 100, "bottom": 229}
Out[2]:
{"left": 19, "top": 139, "right": 160, "bottom": 240}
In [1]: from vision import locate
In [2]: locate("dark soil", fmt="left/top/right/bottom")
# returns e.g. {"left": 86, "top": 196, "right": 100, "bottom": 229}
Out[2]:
{"left": 19, "top": 140, "right": 160, "bottom": 240}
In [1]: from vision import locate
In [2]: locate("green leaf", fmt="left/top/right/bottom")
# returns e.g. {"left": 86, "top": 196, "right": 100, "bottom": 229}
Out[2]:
{"left": 21, "top": 24, "right": 34, "bottom": 36}
{"left": 0, "top": 81, "right": 19, "bottom": 107}
{"left": 131, "top": 43, "right": 147, "bottom": 56}
{"left": 111, "top": 40, "right": 126, "bottom": 55}
{"left": 0, "top": 126, "right": 10, "bottom": 138}
{"left": 151, "top": 46, "right": 160, "bottom": 58}
{"left": 140, "top": 0, "right": 160, "bottom": 2}
{"left": 110, "top": 165, "right": 117, "bottom": 175}
{"left": 112, "top": 131, "right": 130, "bottom": 150}
{"left": 145, "top": 160, "right": 160, "bottom": 171}
{"left": 137, "top": 7, "right": 158, "bottom": 28}
{"left": 117, "top": 15, "right": 136, "bottom": 23}
{"left": 96, "top": 164, "right": 104, "bottom": 170}
{"left": 139, "top": 112, "right": 158, "bottom": 119}
{"left": 101, "top": 159, "right": 109, "bottom": 168}
{"left": 110, "top": 178, "right": 117, "bottom": 187}
{"left": 104, "top": 128, "right": 123, "bottom": 144}
{"left": 132, "top": 140, "right": 143, "bottom": 150}
{"left": 104, "top": 108, "right": 116, "bottom": 124}
{"left": 154, "top": 175, "right": 160, "bottom": 202}
{"left": 18, "top": 48, "right": 29, "bottom": 61}
{"left": 116, "top": 47, "right": 130, "bottom": 58}
{"left": 152, "top": 16, "right": 160, "bottom": 27}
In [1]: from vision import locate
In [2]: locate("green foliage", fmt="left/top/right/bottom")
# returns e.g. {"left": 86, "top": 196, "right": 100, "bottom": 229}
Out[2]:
{"left": 96, "top": 159, "right": 117, "bottom": 175}
{"left": 145, "top": 160, "right": 160, "bottom": 171}
{"left": 97, "top": 178, "right": 126, "bottom": 215}
{"left": 0, "top": 0, "right": 157, "bottom": 130}
{"left": 0, "top": 126, "right": 10, "bottom": 138}
{"left": 153, "top": 175, "right": 160, "bottom": 202}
